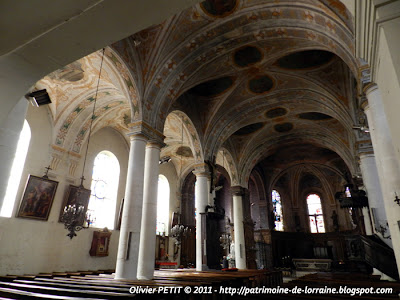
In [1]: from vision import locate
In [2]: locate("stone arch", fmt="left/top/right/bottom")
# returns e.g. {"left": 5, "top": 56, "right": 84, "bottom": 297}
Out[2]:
{"left": 239, "top": 131, "right": 356, "bottom": 187}
{"left": 215, "top": 147, "right": 239, "bottom": 186}
{"left": 39, "top": 48, "right": 141, "bottom": 157}
{"left": 167, "top": 110, "right": 204, "bottom": 164}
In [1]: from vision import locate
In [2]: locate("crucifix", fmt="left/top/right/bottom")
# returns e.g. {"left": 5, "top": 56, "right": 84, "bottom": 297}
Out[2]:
{"left": 43, "top": 165, "right": 52, "bottom": 179}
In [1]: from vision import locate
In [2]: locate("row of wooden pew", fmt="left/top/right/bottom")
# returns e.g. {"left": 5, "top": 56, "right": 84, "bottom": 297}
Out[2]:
{"left": 259, "top": 272, "right": 400, "bottom": 300}
{"left": 0, "top": 269, "right": 282, "bottom": 299}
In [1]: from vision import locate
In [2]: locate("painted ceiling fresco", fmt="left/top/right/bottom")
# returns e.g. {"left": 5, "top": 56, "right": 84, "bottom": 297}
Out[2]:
{"left": 36, "top": 0, "right": 363, "bottom": 187}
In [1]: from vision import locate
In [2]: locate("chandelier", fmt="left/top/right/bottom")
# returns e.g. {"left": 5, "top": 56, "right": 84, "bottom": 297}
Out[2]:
{"left": 170, "top": 224, "right": 189, "bottom": 245}
{"left": 61, "top": 192, "right": 94, "bottom": 239}
{"left": 171, "top": 224, "right": 190, "bottom": 260}
{"left": 61, "top": 48, "right": 105, "bottom": 239}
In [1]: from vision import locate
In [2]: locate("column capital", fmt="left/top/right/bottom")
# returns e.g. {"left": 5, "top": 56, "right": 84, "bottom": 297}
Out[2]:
{"left": 192, "top": 163, "right": 210, "bottom": 177}
{"left": 128, "top": 133, "right": 148, "bottom": 142}
{"left": 127, "top": 121, "right": 165, "bottom": 146}
{"left": 363, "top": 82, "right": 378, "bottom": 96}
{"left": 355, "top": 140, "right": 374, "bottom": 156}
{"left": 231, "top": 186, "right": 245, "bottom": 196}
{"left": 146, "top": 140, "right": 164, "bottom": 149}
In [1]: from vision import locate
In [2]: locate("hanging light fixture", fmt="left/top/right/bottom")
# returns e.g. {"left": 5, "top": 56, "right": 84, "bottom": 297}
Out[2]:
{"left": 61, "top": 48, "right": 105, "bottom": 239}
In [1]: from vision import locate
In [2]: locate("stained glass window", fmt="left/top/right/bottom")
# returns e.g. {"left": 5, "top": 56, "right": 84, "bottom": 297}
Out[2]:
{"left": 156, "top": 175, "right": 170, "bottom": 235}
{"left": 88, "top": 151, "right": 120, "bottom": 229}
{"left": 272, "top": 189, "right": 283, "bottom": 231}
{"left": 307, "top": 194, "right": 325, "bottom": 233}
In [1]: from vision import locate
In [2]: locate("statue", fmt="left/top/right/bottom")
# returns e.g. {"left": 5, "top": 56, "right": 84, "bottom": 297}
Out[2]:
{"left": 331, "top": 210, "right": 339, "bottom": 232}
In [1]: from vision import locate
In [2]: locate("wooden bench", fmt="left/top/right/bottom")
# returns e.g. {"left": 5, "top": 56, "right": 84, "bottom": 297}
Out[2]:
{"left": 0, "top": 281, "right": 135, "bottom": 299}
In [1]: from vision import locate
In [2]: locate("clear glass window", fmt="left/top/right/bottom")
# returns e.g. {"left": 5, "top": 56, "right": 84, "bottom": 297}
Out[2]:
{"left": 87, "top": 151, "right": 120, "bottom": 229}
{"left": 156, "top": 175, "right": 170, "bottom": 235}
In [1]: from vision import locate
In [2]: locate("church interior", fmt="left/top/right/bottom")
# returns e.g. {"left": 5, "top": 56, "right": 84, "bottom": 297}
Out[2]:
{"left": 1, "top": 0, "right": 400, "bottom": 298}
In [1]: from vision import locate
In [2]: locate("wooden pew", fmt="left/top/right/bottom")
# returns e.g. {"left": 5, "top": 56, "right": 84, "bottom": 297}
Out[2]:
{"left": 0, "top": 281, "right": 135, "bottom": 299}
{"left": 0, "top": 285, "right": 103, "bottom": 299}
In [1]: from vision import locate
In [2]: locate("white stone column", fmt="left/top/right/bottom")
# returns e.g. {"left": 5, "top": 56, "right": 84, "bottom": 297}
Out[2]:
{"left": 362, "top": 207, "right": 373, "bottom": 235}
{"left": 115, "top": 134, "right": 147, "bottom": 280}
{"left": 194, "top": 169, "right": 209, "bottom": 271}
{"left": 232, "top": 186, "right": 247, "bottom": 269}
{"left": 363, "top": 83, "right": 400, "bottom": 273}
{"left": 359, "top": 152, "right": 391, "bottom": 244}
{"left": 137, "top": 141, "right": 161, "bottom": 280}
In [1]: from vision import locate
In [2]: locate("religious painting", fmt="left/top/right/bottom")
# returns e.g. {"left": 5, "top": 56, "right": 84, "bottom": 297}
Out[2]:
{"left": 58, "top": 185, "right": 91, "bottom": 226}
{"left": 16, "top": 175, "right": 58, "bottom": 220}
{"left": 89, "top": 229, "right": 112, "bottom": 256}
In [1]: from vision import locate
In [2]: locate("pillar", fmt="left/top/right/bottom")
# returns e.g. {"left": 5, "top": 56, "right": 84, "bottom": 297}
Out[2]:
{"left": 359, "top": 152, "right": 391, "bottom": 244}
{"left": 232, "top": 186, "right": 247, "bottom": 269}
{"left": 361, "top": 207, "right": 373, "bottom": 235}
{"left": 194, "top": 169, "right": 209, "bottom": 271}
{"left": 363, "top": 83, "right": 400, "bottom": 274}
{"left": 137, "top": 141, "right": 161, "bottom": 280}
{"left": 115, "top": 134, "right": 147, "bottom": 280}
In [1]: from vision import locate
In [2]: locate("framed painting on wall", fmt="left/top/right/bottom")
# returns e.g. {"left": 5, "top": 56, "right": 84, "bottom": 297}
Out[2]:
{"left": 58, "top": 184, "right": 91, "bottom": 226}
{"left": 16, "top": 175, "right": 58, "bottom": 220}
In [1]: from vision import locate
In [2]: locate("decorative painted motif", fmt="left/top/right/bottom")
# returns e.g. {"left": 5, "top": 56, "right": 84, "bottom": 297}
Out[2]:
{"left": 189, "top": 76, "right": 234, "bottom": 97}
{"left": 176, "top": 146, "right": 194, "bottom": 158}
{"left": 274, "top": 122, "right": 293, "bottom": 133}
{"left": 105, "top": 48, "right": 140, "bottom": 119}
{"left": 248, "top": 75, "right": 274, "bottom": 94}
{"left": 47, "top": 61, "right": 84, "bottom": 82}
{"left": 233, "top": 123, "right": 264, "bottom": 135}
{"left": 298, "top": 112, "right": 333, "bottom": 120}
{"left": 266, "top": 107, "right": 287, "bottom": 118}
{"left": 200, "top": 0, "right": 238, "bottom": 18}
{"left": 233, "top": 45, "right": 262, "bottom": 67}
{"left": 277, "top": 50, "right": 334, "bottom": 69}
{"left": 43, "top": 1, "right": 359, "bottom": 193}
{"left": 71, "top": 101, "right": 126, "bottom": 153}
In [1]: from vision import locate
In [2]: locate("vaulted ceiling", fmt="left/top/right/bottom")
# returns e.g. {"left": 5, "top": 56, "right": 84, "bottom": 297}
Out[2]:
{"left": 36, "top": 0, "right": 362, "bottom": 187}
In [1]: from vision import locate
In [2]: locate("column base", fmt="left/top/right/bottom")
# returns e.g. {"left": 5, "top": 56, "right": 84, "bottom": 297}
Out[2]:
{"left": 196, "top": 264, "right": 209, "bottom": 271}
{"left": 137, "top": 275, "right": 154, "bottom": 280}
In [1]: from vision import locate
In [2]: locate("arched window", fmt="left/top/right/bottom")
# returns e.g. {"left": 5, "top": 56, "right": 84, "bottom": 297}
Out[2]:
{"left": 272, "top": 189, "right": 283, "bottom": 231}
{"left": 87, "top": 151, "right": 120, "bottom": 229}
{"left": 1, "top": 120, "right": 31, "bottom": 217}
{"left": 307, "top": 194, "right": 325, "bottom": 233}
{"left": 156, "top": 175, "right": 170, "bottom": 235}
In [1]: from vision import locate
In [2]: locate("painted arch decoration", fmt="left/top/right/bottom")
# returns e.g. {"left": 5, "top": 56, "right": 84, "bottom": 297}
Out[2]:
{"left": 216, "top": 148, "right": 239, "bottom": 186}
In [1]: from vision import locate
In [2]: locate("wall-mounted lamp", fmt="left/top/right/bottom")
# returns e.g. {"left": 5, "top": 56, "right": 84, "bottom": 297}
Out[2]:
{"left": 25, "top": 89, "right": 52, "bottom": 107}
{"left": 159, "top": 156, "right": 171, "bottom": 164}
{"left": 394, "top": 192, "right": 400, "bottom": 206}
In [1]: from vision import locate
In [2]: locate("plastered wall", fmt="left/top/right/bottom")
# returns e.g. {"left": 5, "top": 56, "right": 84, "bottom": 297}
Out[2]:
{"left": 0, "top": 105, "right": 129, "bottom": 275}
